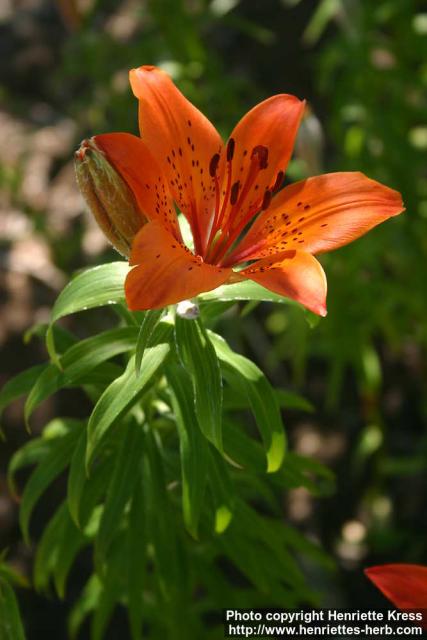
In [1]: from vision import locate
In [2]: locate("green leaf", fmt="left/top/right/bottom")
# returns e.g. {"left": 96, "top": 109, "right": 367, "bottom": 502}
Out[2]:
{"left": 68, "top": 575, "right": 102, "bottom": 640}
{"left": 46, "top": 262, "right": 129, "bottom": 363}
{"left": 67, "top": 431, "right": 114, "bottom": 529}
{"left": 86, "top": 344, "right": 170, "bottom": 467}
{"left": 0, "top": 365, "right": 46, "bottom": 428}
{"left": 19, "top": 421, "right": 83, "bottom": 543}
{"left": 166, "top": 364, "right": 209, "bottom": 539}
{"left": 209, "top": 331, "right": 286, "bottom": 473}
{"left": 135, "top": 310, "right": 163, "bottom": 374}
{"left": 0, "top": 577, "right": 26, "bottom": 640}
{"left": 8, "top": 438, "right": 51, "bottom": 498}
{"left": 175, "top": 317, "right": 223, "bottom": 452}
{"left": 25, "top": 327, "right": 138, "bottom": 424}
{"left": 199, "top": 280, "right": 298, "bottom": 305}
{"left": 276, "top": 389, "right": 314, "bottom": 413}
{"left": 95, "top": 422, "right": 145, "bottom": 568}
{"left": 127, "top": 471, "right": 146, "bottom": 640}
{"left": 144, "top": 429, "right": 181, "bottom": 599}
{"left": 208, "top": 448, "right": 235, "bottom": 534}
{"left": 34, "top": 502, "right": 87, "bottom": 598}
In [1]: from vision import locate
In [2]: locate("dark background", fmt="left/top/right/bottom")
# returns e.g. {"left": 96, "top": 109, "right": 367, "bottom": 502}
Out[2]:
{"left": 1, "top": 0, "right": 427, "bottom": 637}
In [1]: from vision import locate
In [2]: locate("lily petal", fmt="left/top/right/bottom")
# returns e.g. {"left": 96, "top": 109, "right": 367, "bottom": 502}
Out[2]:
{"left": 240, "top": 250, "right": 327, "bottom": 316}
{"left": 218, "top": 94, "right": 305, "bottom": 235}
{"left": 95, "top": 132, "right": 181, "bottom": 240}
{"left": 365, "top": 564, "right": 427, "bottom": 614}
{"left": 129, "top": 65, "right": 223, "bottom": 254}
{"left": 125, "top": 221, "right": 232, "bottom": 310}
{"left": 229, "top": 172, "right": 404, "bottom": 263}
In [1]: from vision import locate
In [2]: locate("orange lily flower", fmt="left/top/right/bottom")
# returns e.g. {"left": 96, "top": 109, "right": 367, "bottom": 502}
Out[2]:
{"left": 365, "top": 564, "right": 427, "bottom": 620}
{"left": 92, "top": 65, "right": 404, "bottom": 315}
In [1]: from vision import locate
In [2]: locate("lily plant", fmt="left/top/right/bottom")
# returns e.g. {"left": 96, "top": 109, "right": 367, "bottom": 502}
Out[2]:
{"left": 1, "top": 66, "right": 407, "bottom": 639}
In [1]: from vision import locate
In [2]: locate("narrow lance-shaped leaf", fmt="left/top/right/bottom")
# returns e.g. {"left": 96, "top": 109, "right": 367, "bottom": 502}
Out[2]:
{"left": 199, "top": 280, "right": 299, "bottom": 305}
{"left": 127, "top": 468, "right": 146, "bottom": 640}
{"left": 209, "top": 331, "right": 286, "bottom": 473}
{"left": 135, "top": 309, "right": 163, "bottom": 374}
{"left": 95, "top": 421, "right": 145, "bottom": 570}
{"left": 18, "top": 421, "right": 83, "bottom": 544}
{"left": 46, "top": 262, "right": 129, "bottom": 364}
{"left": 144, "top": 429, "right": 182, "bottom": 600}
{"left": 86, "top": 344, "right": 170, "bottom": 468}
{"left": 175, "top": 316, "right": 223, "bottom": 452}
{"left": 34, "top": 502, "right": 87, "bottom": 598}
{"left": 25, "top": 327, "right": 138, "bottom": 425}
{"left": 0, "top": 364, "right": 46, "bottom": 430}
{"left": 67, "top": 431, "right": 116, "bottom": 529}
{"left": 166, "top": 363, "right": 209, "bottom": 539}
{"left": 0, "top": 577, "right": 26, "bottom": 640}
{"left": 208, "top": 448, "right": 235, "bottom": 535}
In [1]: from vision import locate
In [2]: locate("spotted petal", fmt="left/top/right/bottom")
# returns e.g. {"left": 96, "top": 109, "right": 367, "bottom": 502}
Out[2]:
{"left": 125, "top": 221, "right": 232, "bottom": 310}
{"left": 228, "top": 172, "right": 404, "bottom": 263}
{"left": 217, "top": 94, "right": 305, "bottom": 237}
{"left": 239, "top": 250, "right": 327, "bottom": 316}
{"left": 129, "top": 66, "right": 223, "bottom": 255}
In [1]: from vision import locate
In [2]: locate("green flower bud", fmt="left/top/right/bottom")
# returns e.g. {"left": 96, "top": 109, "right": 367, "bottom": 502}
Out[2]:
{"left": 75, "top": 137, "right": 145, "bottom": 257}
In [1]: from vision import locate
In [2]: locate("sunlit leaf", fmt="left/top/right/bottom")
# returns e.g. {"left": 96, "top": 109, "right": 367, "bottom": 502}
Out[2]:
{"left": 25, "top": 327, "right": 138, "bottom": 425}
{"left": 209, "top": 331, "right": 286, "bottom": 472}
{"left": 208, "top": 448, "right": 234, "bottom": 534}
{"left": 46, "top": 262, "right": 129, "bottom": 363}
{"left": 86, "top": 345, "right": 170, "bottom": 468}
{"left": 199, "top": 280, "right": 298, "bottom": 305}
{"left": 135, "top": 310, "right": 163, "bottom": 374}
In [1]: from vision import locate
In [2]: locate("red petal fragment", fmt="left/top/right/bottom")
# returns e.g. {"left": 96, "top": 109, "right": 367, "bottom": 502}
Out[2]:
{"left": 231, "top": 172, "right": 404, "bottom": 262}
{"left": 125, "top": 221, "right": 231, "bottom": 310}
{"left": 129, "top": 66, "right": 224, "bottom": 254}
{"left": 365, "top": 564, "right": 427, "bottom": 615}
{"left": 94, "top": 132, "right": 181, "bottom": 240}
{"left": 240, "top": 250, "right": 327, "bottom": 316}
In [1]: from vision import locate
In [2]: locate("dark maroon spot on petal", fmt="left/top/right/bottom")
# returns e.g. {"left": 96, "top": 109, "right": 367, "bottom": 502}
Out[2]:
{"left": 304, "top": 204, "right": 311, "bottom": 210}
{"left": 156, "top": 254, "right": 160, "bottom": 258}
{"left": 209, "top": 153, "right": 220, "bottom": 177}
{"left": 251, "top": 145, "right": 269, "bottom": 169}
{"left": 230, "top": 181, "right": 240, "bottom": 205}
{"left": 227, "top": 138, "right": 235, "bottom": 162}
{"left": 188, "top": 120, "right": 192, "bottom": 127}
{"left": 298, "top": 217, "right": 305, "bottom": 222}
{"left": 188, "top": 266, "right": 193, "bottom": 270}
{"left": 178, "top": 147, "right": 183, "bottom": 156}
{"left": 297, "top": 201, "right": 302, "bottom": 207}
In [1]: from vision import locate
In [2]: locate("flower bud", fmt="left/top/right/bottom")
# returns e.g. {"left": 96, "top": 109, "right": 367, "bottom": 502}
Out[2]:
{"left": 75, "top": 137, "right": 145, "bottom": 257}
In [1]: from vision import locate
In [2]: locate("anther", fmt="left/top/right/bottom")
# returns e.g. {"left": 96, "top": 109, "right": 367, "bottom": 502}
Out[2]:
{"left": 209, "top": 153, "right": 220, "bottom": 177}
